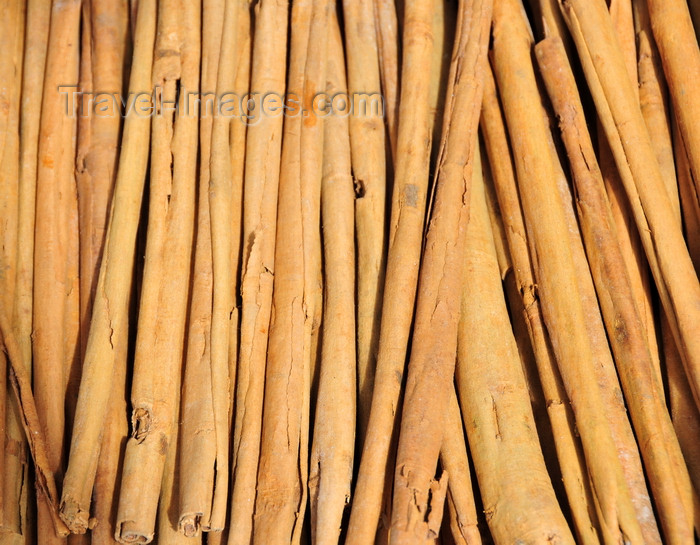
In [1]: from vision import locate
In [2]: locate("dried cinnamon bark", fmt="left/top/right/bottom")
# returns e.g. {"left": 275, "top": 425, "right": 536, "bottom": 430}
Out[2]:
{"left": 455, "top": 147, "right": 574, "bottom": 545}
{"left": 440, "top": 389, "right": 480, "bottom": 545}
{"left": 33, "top": 0, "right": 81, "bottom": 540}
{"left": 115, "top": 0, "right": 200, "bottom": 540}
{"left": 559, "top": 0, "right": 700, "bottom": 412}
{"left": 537, "top": 36, "right": 694, "bottom": 544}
{"left": 309, "top": 11, "right": 356, "bottom": 542}
{"left": 645, "top": 0, "right": 700, "bottom": 208}
{"left": 345, "top": 0, "right": 435, "bottom": 541}
{"left": 479, "top": 63, "right": 601, "bottom": 545}
{"left": 342, "top": 0, "right": 387, "bottom": 446}
{"left": 389, "top": 0, "right": 491, "bottom": 542}
{"left": 176, "top": 0, "right": 223, "bottom": 535}
{"left": 60, "top": 0, "right": 156, "bottom": 532}
{"left": 492, "top": 1, "right": 644, "bottom": 542}
{"left": 252, "top": 0, "right": 327, "bottom": 541}
{"left": 227, "top": 1, "right": 288, "bottom": 542}
{"left": 0, "top": 0, "right": 24, "bottom": 536}
{"left": 373, "top": 0, "right": 400, "bottom": 161}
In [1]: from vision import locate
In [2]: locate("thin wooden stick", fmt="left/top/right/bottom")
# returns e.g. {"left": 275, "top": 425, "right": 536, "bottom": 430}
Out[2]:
{"left": 559, "top": 0, "right": 700, "bottom": 412}
{"left": 205, "top": 0, "right": 239, "bottom": 530}
{"left": 177, "top": 0, "right": 223, "bottom": 535}
{"left": 645, "top": 0, "right": 700, "bottom": 204}
{"left": 546, "top": 114, "right": 659, "bottom": 543}
{"left": 455, "top": 146, "right": 574, "bottom": 545}
{"left": 342, "top": 0, "right": 387, "bottom": 448}
{"left": 480, "top": 63, "right": 601, "bottom": 545}
{"left": 0, "top": 0, "right": 24, "bottom": 534}
{"left": 253, "top": 0, "right": 328, "bottom": 540}
{"left": 227, "top": 1, "right": 288, "bottom": 541}
{"left": 344, "top": 0, "right": 435, "bottom": 540}
{"left": 389, "top": 1, "right": 491, "bottom": 542}
{"left": 0, "top": 309, "right": 70, "bottom": 538}
{"left": 440, "top": 389, "right": 480, "bottom": 545}
{"left": 115, "top": 0, "right": 200, "bottom": 540}
{"left": 4, "top": 0, "right": 49, "bottom": 539}
{"left": 492, "top": 2, "right": 644, "bottom": 542}
{"left": 595, "top": 0, "right": 662, "bottom": 405}
{"left": 537, "top": 36, "right": 694, "bottom": 543}
{"left": 309, "top": 11, "right": 356, "bottom": 542}
{"left": 373, "top": 0, "right": 400, "bottom": 161}
{"left": 32, "top": 0, "right": 81, "bottom": 541}
{"left": 60, "top": 0, "right": 156, "bottom": 533}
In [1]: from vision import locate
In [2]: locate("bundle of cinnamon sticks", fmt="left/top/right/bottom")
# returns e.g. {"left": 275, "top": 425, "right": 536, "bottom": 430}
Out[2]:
{"left": 1, "top": 0, "right": 699, "bottom": 543}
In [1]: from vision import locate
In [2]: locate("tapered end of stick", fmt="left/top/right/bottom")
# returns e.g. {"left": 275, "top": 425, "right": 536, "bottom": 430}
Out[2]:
{"left": 116, "top": 520, "right": 154, "bottom": 544}
{"left": 58, "top": 495, "right": 92, "bottom": 534}
{"left": 178, "top": 514, "right": 202, "bottom": 537}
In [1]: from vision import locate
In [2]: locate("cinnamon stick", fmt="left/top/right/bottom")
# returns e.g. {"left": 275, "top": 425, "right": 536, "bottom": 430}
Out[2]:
{"left": 342, "top": 0, "right": 387, "bottom": 447}
{"left": 492, "top": 1, "right": 643, "bottom": 541}
{"left": 227, "top": 0, "right": 288, "bottom": 540}
{"left": 536, "top": 36, "right": 694, "bottom": 543}
{"left": 115, "top": 0, "right": 200, "bottom": 539}
{"left": 480, "top": 62, "right": 601, "bottom": 545}
{"left": 345, "top": 0, "right": 435, "bottom": 540}
{"left": 559, "top": 0, "right": 700, "bottom": 411}
{"left": 309, "top": 11, "right": 356, "bottom": 542}
{"left": 455, "top": 144, "right": 574, "bottom": 545}
{"left": 389, "top": 0, "right": 491, "bottom": 541}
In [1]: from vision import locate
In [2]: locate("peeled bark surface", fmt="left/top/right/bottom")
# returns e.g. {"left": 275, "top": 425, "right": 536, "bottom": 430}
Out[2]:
{"left": 345, "top": 1, "right": 435, "bottom": 542}
{"left": 115, "top": 1, "right": 200, "bottom": 540}
{"left": 492, "top": 1, "right": 644, "bottom": 542}
{"left": 389, "top": 1, "right": 491, "bottom": 542}
{"left": 455, "top": 148, "right": 574, "bottom": 545}
{"left": 342, "top": 0, "right": 387, "bottom": 447}
{"left": 308, "top": 13, "right": 356, "bottom": 543}
{"left": 559, "top": 0, "right": 700, "bottom": 414}
{"left": 536, "top": 36, "right": 694, "bottom": 544}
{"left": 60, "top": 0, "right": 156, "bottom": 531}
{"left": 227, "top": 2, "right": 288, "bottom": 542}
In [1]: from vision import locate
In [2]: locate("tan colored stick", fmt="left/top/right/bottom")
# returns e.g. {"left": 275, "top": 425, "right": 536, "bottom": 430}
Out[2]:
{"left": 455, "top": 146, "right": 574, "bottom": 545}
{"left": 481, "top": 56, "right": 602, "bottom": 545}
{"left": 645, "top": 0, "right": 700, "bottom": 202}
{"left": 176, "top": 0, "right": 223, "bottom": 536}
{"left": 227, "top": 1, "right": 288, "bottom": 541}
{"left": 4, "top": 0, "right": 49, "bottom": 540}
{"left": 73, "top": 2, "right": 130, "bottom": 540}
{"left": 115, "top": 0, "right": 200, "bottom": 540}
{"left": 440, "top": 389, "right": 480, "bottom": 545}
{"left": 157, "top": 357, "right": 201, "bottom": 545}
{"left": 0, "top": 0, "right": 24, "bottom": 530}
{"left": 676, "top": 120, "right": 700, "bottom": 273}
{"left": 389, "top": 1, "right": 491, "bottom": 542}
{"left": 344, "top": 0, "right": 435, "bottom": 541}
{"left": 595, "top": 0, "right": 662, "bottom": 402}
{"left": 76, "top": 0, "right": 129, "bottom": 361}
{"left": 492, "top": 1, "right": 643, "bottom": 542}
{"left": 205, "top": 0, "right": 239, "bottom": 530}
{"left": 32, "top": 0, "right": 81, "bottom": 541}
{"left": 559, "top": 0, "right": 700, "bottom": 411}
{"left": 300, "top": 9, "right": 331, "bottom": 533}
{"left": 373, "top": 0, "right": 400, "bottom": 160}
{"left": 226, "top": 0, "right": 252, "bottom": 431}
{"left": 546, "top": 117, "right": 658, "bottom": 542}
{"left": 342, "top": 0, "right": 387, "bottom": 448}
{"left": 309, "top": 12, "right": 356, "bottom": 543}
{"left": 669, "top": 119, "right": 700, "bottom": 494}
{"left": 537, "top": 36, "right": 694, "bottom": 543}
{"left": 60, "top": 0, "right": 156, "bottom": 532}
{"left": 0, "top": 309, "right": 70, "bottom": 538}
{"left": 253, "top": 0, "right": 327, "bottom": 540}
